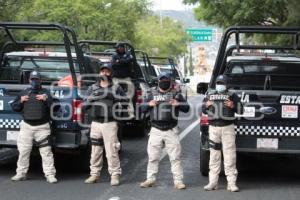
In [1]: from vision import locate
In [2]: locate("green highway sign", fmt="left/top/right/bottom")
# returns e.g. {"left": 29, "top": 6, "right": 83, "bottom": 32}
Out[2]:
{"left": 186, "top": 29, "right": 213, "bottom": 42}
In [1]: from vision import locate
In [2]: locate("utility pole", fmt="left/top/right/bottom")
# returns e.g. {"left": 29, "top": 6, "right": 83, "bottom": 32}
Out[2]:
{"left": 159, "top": 0, "right": 163, "bottom": 28}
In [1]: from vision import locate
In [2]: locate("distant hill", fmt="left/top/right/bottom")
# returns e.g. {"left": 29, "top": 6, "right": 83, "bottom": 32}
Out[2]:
{"left": 155, "top": 10, "right": 212, "bottom": 28}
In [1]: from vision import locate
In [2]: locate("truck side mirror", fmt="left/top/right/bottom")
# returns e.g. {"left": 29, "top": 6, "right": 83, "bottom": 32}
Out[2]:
{"left": 197, "top": 82, "right": 208, "bottom": 94}
{"left": 183, "top": 78, "right": 190, "bottom": 83}
{"left": 149, "top": 77, "right": 158, "bottom": 86}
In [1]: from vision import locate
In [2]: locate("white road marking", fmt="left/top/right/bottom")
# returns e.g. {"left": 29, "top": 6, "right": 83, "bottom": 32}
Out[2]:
{"left": 108, "top": 197, "right": 120, "bottom": 200}
{"left": 160, "top": 119, "right": 199, "bottom": 161}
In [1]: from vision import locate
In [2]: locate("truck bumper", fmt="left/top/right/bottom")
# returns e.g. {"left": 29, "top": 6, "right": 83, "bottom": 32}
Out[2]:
{"left": 0, "top": 129, "right": 89, "bottom": 149}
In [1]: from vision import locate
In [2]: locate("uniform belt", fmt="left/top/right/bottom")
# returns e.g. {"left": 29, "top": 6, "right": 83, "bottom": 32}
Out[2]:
{"left": 93, "top": 117, "right": 115, "bottom": 123}
{"left": 209, "top": 120, "right": 233, "bottom": 127}
{"left": 152, "top": 123, "right": 176, "bottom": 131}
{"left": 24, "top": 119, "right": 49, "bottom": 126}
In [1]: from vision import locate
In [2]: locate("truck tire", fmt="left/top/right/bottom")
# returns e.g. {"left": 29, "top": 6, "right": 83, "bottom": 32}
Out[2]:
{"left": 138, "top": 118, "right": 151, "bottom": 137}
{"left": 200, "top": 141, "right": 209, "bottom": 176}
{"left": 123, "top": 118, "right": 151, "bottom": 137}
{"left": 78, "top": 146, "right": 91, "bottom": 172}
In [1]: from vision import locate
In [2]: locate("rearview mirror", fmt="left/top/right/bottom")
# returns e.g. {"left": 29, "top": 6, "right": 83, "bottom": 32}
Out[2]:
{"left": 197, "top": 82, "right": 208, "bottom": 94}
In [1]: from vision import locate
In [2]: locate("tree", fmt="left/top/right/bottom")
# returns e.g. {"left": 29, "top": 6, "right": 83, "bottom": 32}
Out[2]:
{"left": 0, "top": 1, "right": 34, "bottom": 44}
{"left": 134, "top": 15, "right": 190, "bottom": 58}
{"left": 184, "top": 0, "right": 300, "bottom": 46}
{"left": 0, "top": 0, "right": 190, "bottom": 58}
{"left": 16, "top": 0, "right": 150, "bottom": 42}
{"left": 0, "top": 0, "right": 30, "bottom": 21}
{"left": 183, "top": 0, "right": 300, "bottom": 27}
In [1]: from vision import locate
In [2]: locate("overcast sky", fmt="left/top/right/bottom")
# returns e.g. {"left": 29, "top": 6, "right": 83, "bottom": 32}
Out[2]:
{"left": 151, "top": 0, "right": 195, "bottom": 11}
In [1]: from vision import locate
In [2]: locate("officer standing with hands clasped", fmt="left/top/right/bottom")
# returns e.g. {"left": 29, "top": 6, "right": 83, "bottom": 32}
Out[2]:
{"left": 10, "top": 70, "right": 57, "bottom": 183}
{"left": 84, "top": 63, "right": 125, "bottom": 186}
{"left": 202, "top": 74, "right": 243, "bottom": 192}
{"left": 140, "top": 72, "right": 190, "bottom": 190}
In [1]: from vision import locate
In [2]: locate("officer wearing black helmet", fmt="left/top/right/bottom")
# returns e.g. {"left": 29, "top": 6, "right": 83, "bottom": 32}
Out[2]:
{"left": 10, "top": 70, "right": 57, "bottom": 183}
{"left": 202, "top": 74, "right": 242, "bottom": 192}
{"left": 140, "top": 72, "right": 190, "bottom": 190}
{"left": 111, "top": 43, "right": 134, "bottom": 118}
{"left": 111, "top": 43, "right": 133, "bottom": 79}
{"left": 84, "top": 63, "right": 125, "bottom": 186}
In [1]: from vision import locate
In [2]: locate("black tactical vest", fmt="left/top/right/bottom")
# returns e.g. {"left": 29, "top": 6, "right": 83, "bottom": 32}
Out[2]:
{"left": 90, "top": 85, "right": 115, "bottom": 119}
{"left": 150, "top": 90, "right": 177, "bottom": 121}
{"left": 23, "top": 91, "right": 48, "bottom": 121}
{"left": 207, "top": 91, "right": 235, "bottom": 120}
{"left": 112, "top": 53, "right": 132, "bottom": 78}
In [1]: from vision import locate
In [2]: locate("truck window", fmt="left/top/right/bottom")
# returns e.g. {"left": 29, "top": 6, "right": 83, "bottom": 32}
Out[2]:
{"left": 227, "top": 60, "right": 300, "bottom": 91}
{"left": 228, "top": 60, "right": 300, "bottom": 75}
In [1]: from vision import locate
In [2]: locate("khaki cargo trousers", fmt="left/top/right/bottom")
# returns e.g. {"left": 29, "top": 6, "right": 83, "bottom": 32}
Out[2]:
{"left": 16, "top": 121, "right": 56, "bottom": 177}
{"left": 146, "top": 126, "right": 184, "bottom": 183}
{"left": 208, "top": 124, "right": 238, "bottom": 185}
{"left": 89, "top": 121, "right": 121, "bottom": 177}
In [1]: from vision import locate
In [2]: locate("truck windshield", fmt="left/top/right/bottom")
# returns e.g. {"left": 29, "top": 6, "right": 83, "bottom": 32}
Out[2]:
{"left": 156, "top": 64, "right": 180, "bottom": 79}
{"left": 0, "top": 56, "right": 80, "bottom": 84}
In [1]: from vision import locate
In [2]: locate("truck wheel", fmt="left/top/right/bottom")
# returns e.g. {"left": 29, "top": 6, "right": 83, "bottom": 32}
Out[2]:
{"left": 78, "top": 146, "right": 91, "bottom": 172}
{"left": 126, "top": 119, "right": 151, "bottom": 137}
{"left": 132, "top": 123, "right": 147, "bottom": 137}
{"left": 200, "top": 141, "right": 209, "bottom": 176}
{"left": 143, "top": 119, "right": 151, "bottom": 135}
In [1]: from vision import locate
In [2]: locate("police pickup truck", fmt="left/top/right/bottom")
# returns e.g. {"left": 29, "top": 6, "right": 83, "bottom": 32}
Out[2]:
{"left": 197, "top": 26, "right": 300, "bottom": 175}
{"left": 0, "top": 23, "right": 99, "bottom": 169}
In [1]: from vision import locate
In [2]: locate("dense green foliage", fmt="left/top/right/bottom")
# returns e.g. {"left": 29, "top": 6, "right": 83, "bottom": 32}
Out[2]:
{"left": 184, "top": 0, "right": 300, "bottom": 27}
{"left": 0, "top": 0, "right": 189, "bottom": 57}
{"left": 135, "top": 15, "right": 190, "bottom": 57}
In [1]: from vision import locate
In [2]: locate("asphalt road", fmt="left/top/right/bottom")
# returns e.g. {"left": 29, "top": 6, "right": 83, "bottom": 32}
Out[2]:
{"left": 1, "top": 95, "right": 300, "bottom": 200}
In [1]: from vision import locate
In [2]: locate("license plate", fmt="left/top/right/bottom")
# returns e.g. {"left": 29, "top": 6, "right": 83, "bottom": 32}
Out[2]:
{"left": 0, "top": 100, "right": 3, "bottom": 110}
{"left": 6, "top": 131, "right": 19, "bottom": 141}
{"left": 235, "top": 107, "right": 255, "bottom": 118}
{"left": 257, "top": 138, "right": 278, "bottom": 149}
{"left": 282, "top": 105, "right": 298, "bottom": 118}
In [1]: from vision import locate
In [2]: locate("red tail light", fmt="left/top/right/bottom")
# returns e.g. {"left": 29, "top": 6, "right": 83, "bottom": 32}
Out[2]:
{"left": 38, "top": 52, "right": 49, "bottom": 57}
{"left": 262, "top": 57, "right": 272, "bottom": 61}
{"left": 172, "top": 83, "right": 176, "bottom": 90}
{"left": 200, "top": 114, "right": 209, "bottom": 126}
{"left": 72, "top": 99, "right": 82, "bottom": 122}
{"left": 136, "top": 89, "right": 143, "bottom": 104}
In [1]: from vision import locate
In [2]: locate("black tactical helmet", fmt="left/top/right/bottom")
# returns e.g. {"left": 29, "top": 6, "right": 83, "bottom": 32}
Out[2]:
{"left": 100, "top": 62, "right": 112, "bottom": 71}
{"left": 158, "top": 72, "right": 172, "bottom": 81}
{"left": 216, "top": 74, "right": 228, "bottom": 84}
{"left": 29, "top": 70, "right": 41, "bottom": 80}
{"left": 115, "top": 43, "right": 125, "bottom": 48}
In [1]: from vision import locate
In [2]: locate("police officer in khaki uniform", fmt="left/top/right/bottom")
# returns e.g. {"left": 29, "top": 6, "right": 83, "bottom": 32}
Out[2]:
{"left": 202, "top": 74, "right": 242, "bottom": 192}
{"left": 84, "top": 63, "right": 125, "bottom": 186}
{"left": 140, "top": 72, "right": 190, "bottom": 190}
{"left": 11, "top": 71, "right": 57, "bottom": 183}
